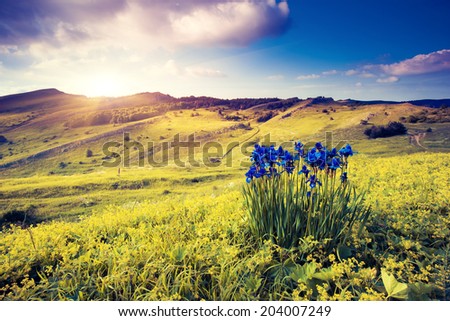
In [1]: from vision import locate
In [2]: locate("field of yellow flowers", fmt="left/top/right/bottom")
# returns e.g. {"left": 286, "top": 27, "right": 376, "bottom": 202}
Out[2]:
{"left": 0, "top": 152, "right": 449, "bottom": 301}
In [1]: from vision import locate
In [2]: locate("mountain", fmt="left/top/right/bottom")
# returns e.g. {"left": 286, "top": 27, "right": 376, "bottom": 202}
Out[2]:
{"left": 2, "top": 88, "right": 450, "bottom": 113}
{"left": 407, "top": 99, "right": 450, "bottom": 108}
{"left": 93, "top": 92, "right": 177, "bottom": 110}
{"left": 0, "top": 88, "right": 87, "bottom": 113}
{"left": 0, "top": 89, "right": 179, "bottom": 114}
{"left": 0, "top": 88, "right": 449, "bottom": 175}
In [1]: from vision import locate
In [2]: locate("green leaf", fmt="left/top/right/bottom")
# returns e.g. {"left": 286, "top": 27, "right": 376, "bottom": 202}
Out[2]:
{"left": 381, "top": 269, "right": 409, "bottom": 300}
{"left": 170, "top": 245, "right": 186, "bottom": 263}
{"left": 267, "top": 259, "right": 297, "bottom": 281}
{"left": 337, "top": 245, "right": 352, "bottom": 260}
{"left": 289, "top": 262, "right": 317, "bottom": 283}
{"left": 245, "top": 275, "right": 262, "bottom": 293}
{"left": 313, "top": 267, "right": 336, "bottom": 282}
{"left": 408, "top": 282, "right": 434, "bottom": 300}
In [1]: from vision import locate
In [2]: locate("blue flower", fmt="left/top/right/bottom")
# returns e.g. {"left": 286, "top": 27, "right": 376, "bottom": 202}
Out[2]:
{"left": 277, "top": 146, "right": 284, "bottom": 156}
{"left": 298, "top": 165, "right": 310, "bottom": 177}
{"left": 317, "top": 149, "right": 327, "bottom": 170}
{"left": 340, "top": 172, "right": 348, "bottom": 183}
{"left": 339, "top": 144, "right": 354, "bottom": 157}
{"left": 306, "top": 191, "right": 311, "bottom": 198}
{"left": 295, "top": 141, "right": 304, "bottom": 157}
{"left": 328, "top": 147, "right": 338, "bottom": 158}
{"left": 268, "top": 166, "right": 278, "bottom": 177}
{"left": 245, "top": 166, "right": 257, "bottom": 182}
{"left": 307, "top": 174, "right": 322, "bottom": 189}
{"left": 285, "top": 165, "right": 295, "bottom": 174}
{"left": 329, "top": 157, "right": 340, "bottom": 170}
{"left": 306, "top": 148, "right": 318, "bottom": 164}
{"left": 315, "top": 142, "right": 324, "bottom": 150}
{"left": 256, "top": 167, "right": 266, "bottom": 178}
{"left": 295, "top": 141, "right": 304, "bottom": 151}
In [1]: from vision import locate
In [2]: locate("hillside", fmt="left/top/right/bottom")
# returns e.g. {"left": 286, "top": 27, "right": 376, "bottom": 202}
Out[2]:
{"left": 1, "top": 89, "right": 449, "bottom": 175}
{"left": 0, "top": 88, "right": 449, "bottom": 217}
{"left": 0, "top": 89, "right": 449, "bottom": 301}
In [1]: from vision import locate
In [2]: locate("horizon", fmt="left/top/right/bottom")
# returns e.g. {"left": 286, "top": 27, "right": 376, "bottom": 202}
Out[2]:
{"left": 1, "top": 1, "right": 450, "bottom": 100}
{"left": 2, "top": 87, "right": 450, "bottom": 102}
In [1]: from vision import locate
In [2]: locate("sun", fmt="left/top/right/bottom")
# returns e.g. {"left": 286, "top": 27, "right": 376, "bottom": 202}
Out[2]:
{"left": 86, "top": 74, "right": 122, "bottom": 97}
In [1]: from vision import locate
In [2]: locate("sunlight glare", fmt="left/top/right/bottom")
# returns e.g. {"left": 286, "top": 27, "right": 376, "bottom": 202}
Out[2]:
{"left": 86, "top": 74, "right": 122, "bottom": 97}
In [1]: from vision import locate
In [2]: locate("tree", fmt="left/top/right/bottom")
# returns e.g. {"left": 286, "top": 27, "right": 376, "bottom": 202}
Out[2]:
{"left": 364, "top": 121, "right": 407, "bottom": 139}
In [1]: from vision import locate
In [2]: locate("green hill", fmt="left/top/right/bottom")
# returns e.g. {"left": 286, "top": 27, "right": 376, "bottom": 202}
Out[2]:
{"left": 0, "top": 89, "right": 449, "bottom": 300}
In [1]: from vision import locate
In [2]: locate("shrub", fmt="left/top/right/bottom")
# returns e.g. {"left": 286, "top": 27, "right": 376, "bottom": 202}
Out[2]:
{"left": 243, "top": 142, "right": 370, "bottom": 250}
{"left": 86, "top": 149, "right": 93, "bottom": 157}
{"left": 257, "top": 111, "right": 276, "bottom": 122}
{"left": 364, "top": 121, "right": 407, "bottom": 139}
{"left": 0, "top": 205, "right": 40, "bottom": 227}
{"left": 0, "top": 135, "right": 7, "bottom": 144}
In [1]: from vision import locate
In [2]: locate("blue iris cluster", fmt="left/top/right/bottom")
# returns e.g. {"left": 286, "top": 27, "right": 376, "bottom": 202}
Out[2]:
{"left": 245, "top": 141, "right": 354, "bottom": 188}
{"left": 245, "top": 144, "right": 298, "bottom": 183}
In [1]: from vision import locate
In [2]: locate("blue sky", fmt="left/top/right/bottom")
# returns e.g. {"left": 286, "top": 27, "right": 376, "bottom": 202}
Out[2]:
{"left": 0, "top": 0, "right": 449, "bottom": 100}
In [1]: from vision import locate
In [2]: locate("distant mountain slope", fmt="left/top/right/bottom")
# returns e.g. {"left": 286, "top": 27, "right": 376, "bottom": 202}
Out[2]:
{"left": 339, "top": 98, "right": 450, "bottom": 108}
{"left": 93, "top": 92, "right": 177, "bottom": 110}
{"left": 407, "top": 99, "right": 450, "bottom": 108}
{"left": 2, "top": 88, "right": 449, "bottom": 113}
{"left": 0, "top": 88, "right": 85, "bottom": 113}
{"left": 338, "top": 99, "right": 402, "bottom": 106}
{"left": 0, "top": 89, "right": 179, "bottom": 114}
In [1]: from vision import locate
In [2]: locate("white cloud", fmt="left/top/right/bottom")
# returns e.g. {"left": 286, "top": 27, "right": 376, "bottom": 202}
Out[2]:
{"left": 296, "top": 74, "right": 321, "bottom": 80}
{"left": 345, "top": 69, "right": 358, "bottom": 76}
{"left": 344, "top": 69, "right": 375, "bottom": 78}
{"left": 343, "top": 50, "right": 450, "bottom": 83}
{"left": 376, "top": 76, "right": 399, "bottom": 83}
{"left": 380, "top": 49, "right": 450, "bottom": 76}
{"left": 169, "top": 1, "right": 289, "bottom": 47}
{"left": 355, "top": 82, "right": 363, "bottom": 87}
{"left": 322, "top": 69, "right": 337, "bottom": 76}
{"left": 164, "top": 59, "right": 185, "bottom": 76}
{"left": 360, "top": 72, "right": 376, "bottom": 78}
{"left": 0, "top": 0, "right": 290, "bottom": 49}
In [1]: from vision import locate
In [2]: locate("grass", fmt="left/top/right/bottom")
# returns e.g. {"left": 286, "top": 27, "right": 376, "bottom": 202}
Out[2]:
{"left": 0, "top": 153, "right": 448, "bottom": 300}
{"left": 0, "top": 97, "right": 449, "bottom": 300}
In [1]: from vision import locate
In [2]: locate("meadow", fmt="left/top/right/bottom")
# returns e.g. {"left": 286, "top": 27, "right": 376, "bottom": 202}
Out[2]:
{"left": 0, "top": 92, "right": 449, "bottom": 300}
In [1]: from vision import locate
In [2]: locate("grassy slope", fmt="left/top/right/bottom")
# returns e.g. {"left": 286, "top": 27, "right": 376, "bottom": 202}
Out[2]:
{"left": 1, "top": 98, "right": 449, "bottom": 221}
{"left": 1, "top": 93, "right": 450, "bottom": 300}
{"left": 0, "top": 153, "right": 448, "bottom": 300}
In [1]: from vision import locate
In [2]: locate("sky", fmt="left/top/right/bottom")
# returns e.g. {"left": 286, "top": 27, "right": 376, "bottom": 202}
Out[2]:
{"left": 0, "top": 0, "right": 449, "bottom": 100}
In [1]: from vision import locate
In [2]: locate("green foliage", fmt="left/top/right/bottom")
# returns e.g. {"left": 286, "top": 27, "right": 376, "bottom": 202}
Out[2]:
{"left": 0, "top": 153, "right": 449, "bottom": 301}
{"left": 243, "top": 173, "right": 370, "bottom": 250}
{"left": 381, "top": 269, "right": 409, "bottom": 300}
{"left": 242, "top": 142, "right": 370, "bottom": 250}
{"left": 364, "top": 121, "right": 407, "bottom": 139}
{"left": 0, "top": 92, "right": 449, "bottom": 301}
{"left": 403, "top": 108, "right": 450, "bottom": 124}
{"left": 381, "top": 269, "right": 437, "bottom": 300}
